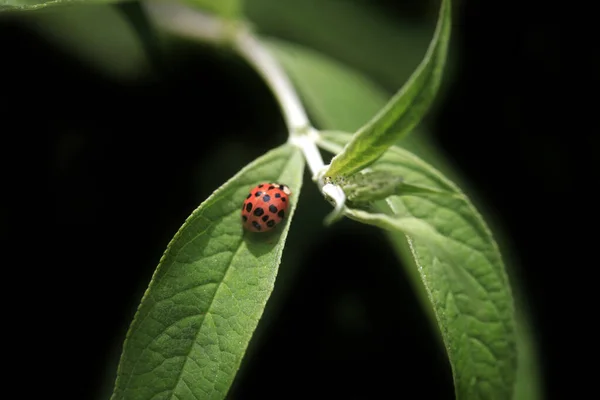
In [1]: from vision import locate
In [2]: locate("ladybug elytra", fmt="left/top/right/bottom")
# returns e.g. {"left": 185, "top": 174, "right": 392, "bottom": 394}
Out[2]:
{"left": 241, "top": 182, "right": 291, "bottom": 232}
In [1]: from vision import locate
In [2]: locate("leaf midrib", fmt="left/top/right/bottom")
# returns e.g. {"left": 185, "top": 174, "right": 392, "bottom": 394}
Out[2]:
{"left": 165, "top": 155, "right": 298, "bottom": 400}
{"left": 116, "top": 213, "right": 239, "bottom": 398}
{"left": 114, "top": 147, "right": 299, "bottom": 399}
{"left": 180, "top": 236, "right": 245, "bottom": 399}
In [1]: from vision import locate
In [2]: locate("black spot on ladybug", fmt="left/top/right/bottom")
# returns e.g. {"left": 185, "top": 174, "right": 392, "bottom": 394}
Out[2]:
{"left": 275, "top": 193, "right": 281, "bottom": 198}
{"left": 255, "top": 191, "right": 263, "bottom": 197}
{"left": 268, "top": 185, "right": 275, "bottom": 190}
{"left": 281, "top": 197, "right": 286, "bottom": 202}
{"left": 242, "top": 215, "right": 247, "bottom": 222}
{"left": 262, "top": 215, "right": 269, "bottom": 222}
{"left": 254, "top": 207, "right": 264, "bottom": 216}
{"left": 246, "top": 203, "right": 252, "bottom": 212}
{"left": 246, "top": 193, "right": 251, "bottom": 199}
{"left": 278, "top": 210, "right": 285, "bottom": 219}
{"left": 263, "top": 194, "right": 271, "bottom": 202}
{"left": 258, "top": 184, "right": 264, "bottom": 188}
{"left": 269, "top": 205, "right": 278, "bottom": 213}
{"left": 252, "top": 221, "right": 261, "bottom": 230}
{"left": 279, "top": 184, "right": 285, "bottom": 189}
{"left": 267, "top": 220, "right": 275, "bottom": 228}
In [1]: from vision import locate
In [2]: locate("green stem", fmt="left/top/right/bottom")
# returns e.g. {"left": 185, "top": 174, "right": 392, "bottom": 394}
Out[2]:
{"left": 234, "top": 27, "right": 310, "bottom": 134}
{"left": 142, "top": 0, "right": 346, "bottom": 217}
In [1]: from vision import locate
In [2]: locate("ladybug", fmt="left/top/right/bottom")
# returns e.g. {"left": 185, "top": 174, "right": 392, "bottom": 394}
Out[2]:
{"left": 242, "top": 182, "right": 291, "bottom": 232}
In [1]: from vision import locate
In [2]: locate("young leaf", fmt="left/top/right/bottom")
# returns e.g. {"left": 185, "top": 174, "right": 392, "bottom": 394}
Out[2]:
{"left": 319, "top": 131, "right": 517, "bottom": 399}
{"left": 331, "top": 164, "right": 460, "bottom": 205}
{"left": 111, "top": 144, "right": 304, "bottom": 400}
{"left": 325, "top": 0, "right": 451, "bottom": 178}
{"left": 263, "top": 37, "right": 460, "bottom": 185}
{"left": 0, "top": 0, "right": 124, "bottom": 11}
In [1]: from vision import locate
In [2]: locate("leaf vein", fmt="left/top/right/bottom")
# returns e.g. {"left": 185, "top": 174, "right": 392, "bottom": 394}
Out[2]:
{"left": 168, "top": 237, "right": 245, "bottom": 399}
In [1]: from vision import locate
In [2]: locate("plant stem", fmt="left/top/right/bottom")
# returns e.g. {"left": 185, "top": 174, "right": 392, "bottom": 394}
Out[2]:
{"left": 233, "top": 28, "right": 332, "bottom": 186}
{"left": 142, "top": 0, "right": 230, "bottom": 43}
{"left": 234, "top": 29, "right": 310, "bottom": 134}
{"left": 142, "top": 0, "right": 346, "bottom": 215}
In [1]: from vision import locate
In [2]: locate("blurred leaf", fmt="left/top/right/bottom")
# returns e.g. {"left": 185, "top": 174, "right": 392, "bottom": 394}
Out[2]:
{"left": 320, "top": 131, "right": 517, "bottom": 399}
{"left": 264, "top": 38, "right": 386, "bottom": 133}
{"left": 325, "top": 0, "right": 451, "bottom": 178}
{"left": 0, "top": 0, "right": 126, "bottom": 12}
{"left": 16, "top": 3, "right": 152, "bottom": 80}
{"left": 111, "top": 144, "right": 304, "bottom": 400}
{"left": 246, "top": 0, "right": 437, "bottom": 90}
{"left": 181, "top": 0, "right": 241, "bottom": 19}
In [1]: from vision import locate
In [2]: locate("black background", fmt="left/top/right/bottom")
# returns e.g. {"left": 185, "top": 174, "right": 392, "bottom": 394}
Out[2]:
{"left": 2, "top": 0, "right": 594, "bottom": 398}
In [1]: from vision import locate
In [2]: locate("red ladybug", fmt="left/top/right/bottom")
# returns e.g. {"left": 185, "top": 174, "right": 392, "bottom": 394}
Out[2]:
{"left": 242, "top": 182, "right": 291, "bottom": 232}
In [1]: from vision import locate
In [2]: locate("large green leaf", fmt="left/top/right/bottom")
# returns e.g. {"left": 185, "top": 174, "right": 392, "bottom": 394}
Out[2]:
{"left": 0, "top": 0, "right": 125, "bottom": 11}
{"left": 266, "top": 35, "right": 542, "bottom": 400}
{"left": 325, "top": 0, "right": 451, "bottom": 178}
{"left": 111, "top": 144, "right": 304, "bottom": 400}
{"left": 319, "top": 131, "right": 517, "bottom": 399}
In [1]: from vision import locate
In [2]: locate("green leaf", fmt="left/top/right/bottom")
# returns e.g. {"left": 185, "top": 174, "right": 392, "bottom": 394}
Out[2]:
{"left": 325, "top": 0, "right": 451, "bottom": 178}
{"left": 14, "top": 3, "right": 152, "bottom": 80}
{"left": 267, "top": 30, "right": 541, "bottom": 400}
{"left": 111, "top": 144, "right": 304, "bottom": 400}
{"left": 262, "top": 36, "right": 459, "bottom": 184}
{"left": 330, "top": 166, "right": 458, "bottom": 205}
{"left": 0, "top": 0, "right": 125, "bottom": 11}
{"left": 181, "top": 0, "right": 242, "bottom": 19}
{"left": 246, "top": 0, "right": 437, "bottom": 90}
{"left": 265, "top": 19, "right": 541, "bottom": 400}
{"left": 264, "top": 38, "right": 387, "bottom": 133}
{"left": 263, "top": 13, "right": 455, "bottom": 330}
{"left": 319, "top": 131, "right": 517, "bottom": 399}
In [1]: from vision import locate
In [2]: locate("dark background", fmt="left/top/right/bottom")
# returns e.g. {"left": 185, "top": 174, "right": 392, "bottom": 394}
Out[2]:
{"left": 2, "top": 0, "right": 593, "bottom": 398}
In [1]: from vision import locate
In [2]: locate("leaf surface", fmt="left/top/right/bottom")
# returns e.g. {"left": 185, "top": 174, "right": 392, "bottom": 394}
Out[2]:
{"left": 265, "top": 13, "right": 541, "bottom": 400}
{"left": 111, "top": 144, "right": 304, "bottom": 400}
{"left": 325, "top": 0, "right": 452, "bottom": 178}
{"left": 319, "top": 131, "right": 517, "bottom": 399}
